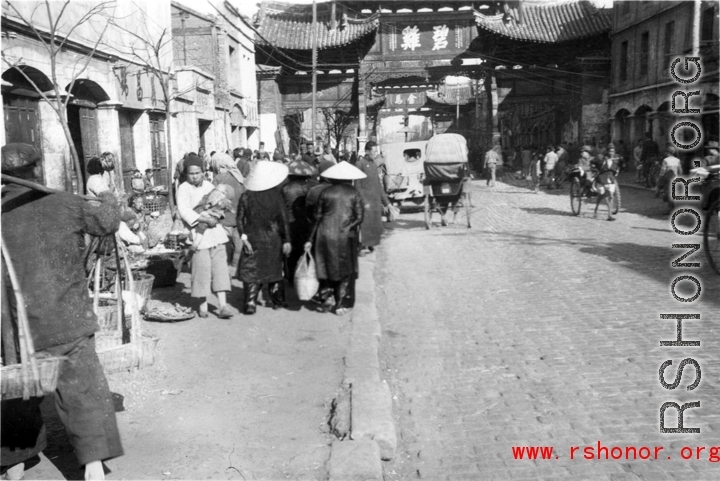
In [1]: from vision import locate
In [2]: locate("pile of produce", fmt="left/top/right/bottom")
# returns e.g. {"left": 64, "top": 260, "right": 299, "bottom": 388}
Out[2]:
{"left": 144, "top": 300, "right": 194, "bottom": 321}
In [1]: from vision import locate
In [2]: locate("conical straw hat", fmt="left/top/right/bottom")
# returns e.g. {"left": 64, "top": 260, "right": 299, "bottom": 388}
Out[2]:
{"left": 320, "top": 161, "right": 367, "bottom": 180}
{"left": 245, "top": 160, "right": 289, "bottom": 191}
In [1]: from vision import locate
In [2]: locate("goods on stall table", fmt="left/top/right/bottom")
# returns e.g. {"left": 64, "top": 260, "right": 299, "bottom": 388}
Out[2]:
{"left": 144, "top": 300, "right": 195, "bottom": 322}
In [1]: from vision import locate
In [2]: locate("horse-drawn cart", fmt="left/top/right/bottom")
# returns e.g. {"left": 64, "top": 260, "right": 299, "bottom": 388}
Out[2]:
{"left": 423, "top": 133, "right": 472, "bottom": 229}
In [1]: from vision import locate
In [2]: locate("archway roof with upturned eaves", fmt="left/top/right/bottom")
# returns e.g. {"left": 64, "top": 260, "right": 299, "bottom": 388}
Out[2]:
{"left": 255, "top": 1, "right": 379, "bottom": 50}
{"left": 473, "top": 0, "right": 611, "bottom": 43}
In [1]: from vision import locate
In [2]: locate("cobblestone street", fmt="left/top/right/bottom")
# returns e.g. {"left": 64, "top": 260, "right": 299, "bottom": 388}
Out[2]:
{"left": 378, "top": 179, "right": 720, "bottom": 480}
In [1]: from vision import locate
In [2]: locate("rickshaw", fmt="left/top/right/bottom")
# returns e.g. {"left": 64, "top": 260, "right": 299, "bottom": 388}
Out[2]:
{"left": 423, "top": 133, "right": 472, "bottom": 229}
{"left": 379, "top": 140, "right": 428, "bottom": 205}
{"left": 568, "top": 165, "right": 621, "bottom": 217}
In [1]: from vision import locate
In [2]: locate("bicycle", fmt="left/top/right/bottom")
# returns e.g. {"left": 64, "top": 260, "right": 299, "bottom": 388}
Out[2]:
{"left": 569, "top": 167, "right": 621, "bottom": 217}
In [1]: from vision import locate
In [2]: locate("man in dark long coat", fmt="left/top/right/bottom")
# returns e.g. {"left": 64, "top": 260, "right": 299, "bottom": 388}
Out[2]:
{"left": 282, "top": 159, "right": 318, "bottom": 281}
{"left": 305, "top": 161, "right": 365, "bottom": 316}
{"left": 236, "top": 161, "right": 291, "bottom": 314}
{"left": 354, "top": 141, "right": 390, "bottom": 254}
{"left": 1, "top": 143, "right": 123, "bottom": 480}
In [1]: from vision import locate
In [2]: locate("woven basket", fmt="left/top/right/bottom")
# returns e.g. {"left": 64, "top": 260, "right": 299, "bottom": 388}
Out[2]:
{"left": 132, "top": 273, "right": 154, "bottom": 309}
{"left": 95, "top": 330, "right": 122, "bottom": 351}
{"left": 97, "top": 334, "right": 159, "bottom": 374}
{"left": 142, "top": 195, "right": 167, "bottom": 214}
{"left": 96, "top": 303, "right": 119, "bottom": 331}
{"left": 2, "top": 354, "right": 66, "bottom": 401}
{"left": 96, "top": 237, "right": 158, "bottom": 374}
{"left": 1, "top": 238, "right": 66, "bottom": 401}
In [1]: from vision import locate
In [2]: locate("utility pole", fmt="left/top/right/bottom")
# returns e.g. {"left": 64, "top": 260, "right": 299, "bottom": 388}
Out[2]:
{"left": 311, "top": 0, "right": 317, "bottom": 149}
{"left": 692, "top": 0, "right": 701, "bottom": 57}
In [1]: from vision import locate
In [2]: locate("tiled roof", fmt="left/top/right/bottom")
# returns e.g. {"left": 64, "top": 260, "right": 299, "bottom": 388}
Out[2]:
{"left": 473, "top": 1, "right": 611, "bottom": 43}
{"left": 256, "top": 1, "right": 379, "bottom": 50}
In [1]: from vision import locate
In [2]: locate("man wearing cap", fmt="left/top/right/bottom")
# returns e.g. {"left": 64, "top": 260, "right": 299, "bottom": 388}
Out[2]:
{"left": 354, "top": 141, "right": 390, "bottom": 254}
{"left": 305, "top": 161, "right": 365, "bottom": 316}
{"left": 236, "top": 161, "right": 291, "bottom": 314}
{"left": 177, "top": 153, "right": 233, "bottom": 318}
{"left": 1, "top": 143, "right": 123, "bottom": 480}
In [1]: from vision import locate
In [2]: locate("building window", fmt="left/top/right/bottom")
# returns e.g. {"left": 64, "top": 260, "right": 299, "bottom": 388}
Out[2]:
{"left": 620, "top": 1, "right": 630, "bottom": 16}
{"left": 701, "top": 6, "right": 715, "bottom": 41}
{"left": 664, "top": 21, "right": 675, "bottom": 58}
{"left": 620, "top": 41, "right": 628, "bottom": 81}
{"left": 640, "top": 32, "right": 649, "bottom": 76}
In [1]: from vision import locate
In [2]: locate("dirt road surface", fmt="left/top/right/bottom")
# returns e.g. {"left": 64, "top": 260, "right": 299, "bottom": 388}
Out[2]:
{"left": 25, "top": 276, "right": 349, "bottom": 480}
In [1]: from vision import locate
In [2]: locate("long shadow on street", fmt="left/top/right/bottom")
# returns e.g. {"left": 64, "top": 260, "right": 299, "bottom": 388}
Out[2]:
{"left": 469, "top": 229, "right": 720, "bottom": 309}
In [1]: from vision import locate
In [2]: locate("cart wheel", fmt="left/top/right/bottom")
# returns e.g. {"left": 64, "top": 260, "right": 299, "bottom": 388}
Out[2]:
{"left": 570, "top": 178, "right": 582, "bottom": 216}
{"left": 703, "top": 200, "right": 720, "bottom": 275}
{"left": 611, "top": 183, "right": 621, "bottom": 215}
{"left": 424, "top": 194, "right": 431, "bottom": 230}
{"left": 465, "top": 191, "right": 472, "bottom": 228}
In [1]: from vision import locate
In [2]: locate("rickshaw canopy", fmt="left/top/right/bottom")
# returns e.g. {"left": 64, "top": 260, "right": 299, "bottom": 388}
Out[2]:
{"left": 425, "top": 134, "right": 468, "bottom": 164}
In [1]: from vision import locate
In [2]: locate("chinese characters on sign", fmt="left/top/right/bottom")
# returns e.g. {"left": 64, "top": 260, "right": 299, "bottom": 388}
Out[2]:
{"left": 432, "top": 25, "right": 449, "bottom": 50}
{"left": 401, "top": 26, "right": 421, "bottom": 51}
{"left": 385, "top": 21, "right": 471, "bottom": 56}
{"left": 387, "top": 92, "right": 427, "bottom": 107}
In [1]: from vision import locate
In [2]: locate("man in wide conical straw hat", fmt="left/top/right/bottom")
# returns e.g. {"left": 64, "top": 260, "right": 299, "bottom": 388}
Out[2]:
{"left": 304, "top": 161, "right": 366, "bottom": 316}
{"left": 236, "top": 160, "right": 291, "bottom": 314}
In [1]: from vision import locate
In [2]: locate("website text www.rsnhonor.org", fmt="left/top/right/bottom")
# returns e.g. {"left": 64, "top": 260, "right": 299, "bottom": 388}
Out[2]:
{"left": 510, "top": 443, "right": 720, "bottom": 462}
{"left": 658, "top": 55, "right": 706, "bottom": 436}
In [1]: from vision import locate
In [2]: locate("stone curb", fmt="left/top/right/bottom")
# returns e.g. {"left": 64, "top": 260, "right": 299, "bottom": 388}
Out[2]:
{"left": 328, "top": 252, "right": 397, "bottom": 481}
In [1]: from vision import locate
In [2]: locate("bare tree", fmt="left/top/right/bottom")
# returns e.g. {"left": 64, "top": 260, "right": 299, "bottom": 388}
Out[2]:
{"left": 320, "top": 108, "right": 355, "bottom": 151}
{"left": 2, "top": 0, "right": 115, "bottom": 193}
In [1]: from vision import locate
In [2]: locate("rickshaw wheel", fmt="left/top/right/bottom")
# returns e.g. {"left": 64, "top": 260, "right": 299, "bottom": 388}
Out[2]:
{"left": 570, "top": 179, "right": 582, "bottom": 216}
{"left": 611, "top": 183, "right": 621, "bottom": 215}
{"left": 465, "top": 191, "right": 472, "bottom": 228}
{"left": 424, "top": 194, "right": 431, "bottom": 229}
{"left": 703, "top": 201, "right": 720, "bottom": 275}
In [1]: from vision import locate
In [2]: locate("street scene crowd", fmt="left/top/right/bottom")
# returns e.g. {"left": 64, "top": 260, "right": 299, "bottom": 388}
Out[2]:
{"left": 1, "top": 137, "right": 394, "bottom": 480}
{"left": 1, "top": 0, "right": 719, "bottom": 479}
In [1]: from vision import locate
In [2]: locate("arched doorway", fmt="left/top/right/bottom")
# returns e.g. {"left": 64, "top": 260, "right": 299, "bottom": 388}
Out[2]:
{"left": 614, "top": 109, "right": 631, "bottom": 145}
{"left": 654, "top": 101, "right": 674, "bottom": 145}
{"left": 2, "top": 66, "right": 53, "bottom": 148}
{"left": 65, "top": 79, "right": 110, "bottom": 188}
{"left": 634, "top": 104, "right": 653, "bottom": 141}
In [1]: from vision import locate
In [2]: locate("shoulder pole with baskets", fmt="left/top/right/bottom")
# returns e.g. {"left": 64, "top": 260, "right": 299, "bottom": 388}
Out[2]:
{"left": 94, "top": 234, "right": 159, "bottom": 374}
{"left": 1, "top": 236, "right": 66, "bottom": 401}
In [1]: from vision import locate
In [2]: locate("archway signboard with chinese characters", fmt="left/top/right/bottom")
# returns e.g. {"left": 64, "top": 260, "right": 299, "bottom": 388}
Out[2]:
{"left": 371, "top": 13, "right": 475, "bottom": 60}
{"left": 362, "top": 11, "right": 477, "bottom": 85}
